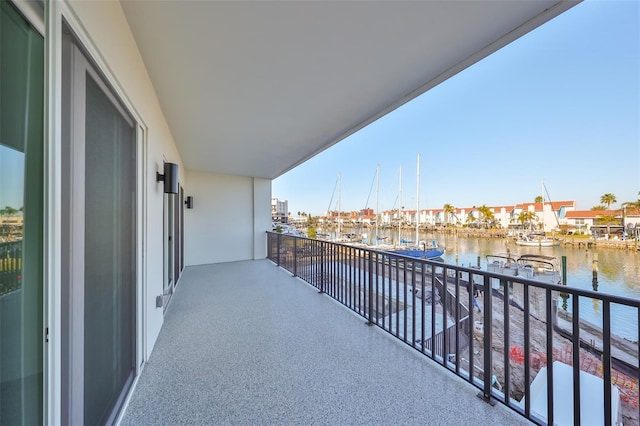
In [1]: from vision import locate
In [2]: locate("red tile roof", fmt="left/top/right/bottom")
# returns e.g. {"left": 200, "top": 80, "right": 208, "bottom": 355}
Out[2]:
{"left": 565, "top": 210, "right": 620, "bottom": 219}
{"left": 515, "top": 201, "right": 574, "bottom": 211}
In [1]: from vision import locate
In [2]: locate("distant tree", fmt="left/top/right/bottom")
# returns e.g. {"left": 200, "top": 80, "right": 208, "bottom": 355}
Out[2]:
{"left": 465, "top": 213, "right": 477, "bottom": 227}
{"left": 307, "top": 226, "right": 317, "bottom": 239}
{"left": 517, "top": 211, "right": 537, "bottom": 230}
{"left": 591, "top": 205, "right": 607, "bottom": 211}
{"left": 600, "top": 193, "right": 617, "bottom": 209}
{"left": 477, "top": 205, "right": 495, "bottom": 228}
{"left": 626, "top": 192, "right": 640, "bottom": 209}
{"left": 595, "top": 214, "right": 621, "bottom": 236}
{"left": 2, "top": 206, "right": 17, "bottom": 216}
{"left": 535, "top": 196, "right": 543, "bottom": 203}
{"left": 443, "top": 204, "right": 455, "bottom": 225}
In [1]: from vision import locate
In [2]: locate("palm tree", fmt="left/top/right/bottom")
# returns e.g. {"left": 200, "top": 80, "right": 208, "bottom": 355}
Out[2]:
{"left": 600, "top": 193, "right": 617, "bottom": 209}
{"left": 621, "top": 194, "right": 640, "bottom": 227}
{"left": 535, "top": 196, "right": 543, "bottom": 203}
{"left": 591, "top": 205, "right": 607, "bottom": 211}
{"left": 517, "top": 211, "right": 537, "bottom": 231}
{"left": 465, "top": 214, "right": 477, "bottom": 228}
{"left": 595, "top": 213, "right": 621, "bottom": 237}
{"left": 477, "top": 205, "right": 495, "bottom": 228}
{"left": 443, "top": 204, "right": 455, "bottom": 226}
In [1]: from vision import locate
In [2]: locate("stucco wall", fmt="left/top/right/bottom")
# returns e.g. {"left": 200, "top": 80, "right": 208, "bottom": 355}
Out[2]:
{"left": 64, "top": 0, "right": 183, "bottom": 358}
{"left": 253, "top": 178, "right": 271, "bottom": 259}
{"left": 184, "top": 171, "right": 271, "bottom": 265}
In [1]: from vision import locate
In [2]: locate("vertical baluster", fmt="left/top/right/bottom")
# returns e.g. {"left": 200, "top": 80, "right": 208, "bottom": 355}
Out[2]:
{"left": 431, "top": 264, "right": 436, "bottom": 360}
{"left": 368, "top": 251, "right": 374, "bottom": 325}
{"left": 468, "top": 270, "right": 474, "bottom": 383}
{"left": 442, "top": 266, "right": 448, "bottom": 366}
{"left": 412, "top": 262, "right": 416, "bottom": 347}
{"left": 603, "top": 300, "right": 612, "bottom": 426}
{"left": 395, "top": 257, "right": 400, "bottom": 338}
{"left": 480, "top": 275, "right": 493, "bottom": 403}
{"left": 403, "top": 259, "right": 408, "bottom": 342}
{"left": 572, "top": 293, "right": 581, "bottom": 424}
{"left": 545, "top": 287, "right": 554, "bottom": 426}
{"left": 503, "top": 279, "right": 510, "bottom": 404}
{"left": 293, "top": 237, "right": 297, "bottom": 277}
{"left": 524, "top": 284, "right": 531, "bottom": 418}
{"left": 454, "top": 269, "right": 460, "bottom": 374}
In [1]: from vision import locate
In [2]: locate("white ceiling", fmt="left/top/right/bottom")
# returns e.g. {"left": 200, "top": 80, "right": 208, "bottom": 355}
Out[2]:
{"left": 121, "top": 0, "right": 579, "bottom": 180}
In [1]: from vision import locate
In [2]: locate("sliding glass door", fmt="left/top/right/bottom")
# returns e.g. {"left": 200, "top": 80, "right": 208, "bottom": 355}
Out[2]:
{"left": 62, "top": 32, "right": 136, "bottom": 425}
{"left": 0, "top": 2, "right": 44, "bottom": 424}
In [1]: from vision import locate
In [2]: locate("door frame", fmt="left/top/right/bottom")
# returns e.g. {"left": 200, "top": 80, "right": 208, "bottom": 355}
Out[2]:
{"left": 59, "top": 25, "right": 141, "bottom": 426}
{"left": 45, "top": 4, "right": 149, "bottom": 425}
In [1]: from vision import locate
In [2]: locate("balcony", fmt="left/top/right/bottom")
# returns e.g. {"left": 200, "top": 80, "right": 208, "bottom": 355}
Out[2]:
{"left": 120, "top": 259, "right": 528, "bottom": 425}
{"left": 121, "top": 234, "right": 639, "bottom": 425}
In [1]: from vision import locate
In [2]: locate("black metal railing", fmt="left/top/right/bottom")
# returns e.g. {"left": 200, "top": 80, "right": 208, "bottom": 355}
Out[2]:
{"left": 0, "top": 240, "right": 22, "bottom": 296}
{"left": 267, "top": 232, "right": 640, "bottom": 426}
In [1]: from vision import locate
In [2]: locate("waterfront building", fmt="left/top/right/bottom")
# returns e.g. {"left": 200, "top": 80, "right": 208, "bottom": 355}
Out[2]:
{"left": 512, "top": 200, "right": 576, "bottom": 232}
{"left": 563, "top": 208, "right": 640, "bottom": 237}
{"left": 408, "top": 202, "right": 576, "bottom": 231}
{"left": 271, "top": 198, "right": 289, "bottom": 223}
{"left": 0, "top": 1, "right": 597, "bottom": 424}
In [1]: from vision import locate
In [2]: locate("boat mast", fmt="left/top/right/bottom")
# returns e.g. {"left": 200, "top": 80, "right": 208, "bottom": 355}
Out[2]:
{"left": 541, "top": 179, "right": 545, "bottom": 234}
{"left": 338, "top": 172, "right": 342, "bottom": 238}
{"left": 375, "top": 165, "right": 379, "bottom": 246}
{"left": 398, "top": 165, "right": 402, "bottom": 247}
{"left": 416, "top": 153, "right": 420, "bottom": 245}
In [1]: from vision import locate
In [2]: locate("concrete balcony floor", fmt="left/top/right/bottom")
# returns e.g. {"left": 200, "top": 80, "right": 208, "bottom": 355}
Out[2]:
{"left": 121, "top": 260, "right": 531, "bottom": 425}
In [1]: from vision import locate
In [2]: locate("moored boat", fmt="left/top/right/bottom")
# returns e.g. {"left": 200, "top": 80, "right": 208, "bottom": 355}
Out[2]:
{"left": 515, "top": 253, "right": 561, "bottom": 284}
{"left": 486, "top": 253, "right": 560, "bottom": 284}
{"left": 515, "top": 232, "right": 560, "bottom": 247}
{"left": 385, "top": 240, "right": 445, "bottom": 260}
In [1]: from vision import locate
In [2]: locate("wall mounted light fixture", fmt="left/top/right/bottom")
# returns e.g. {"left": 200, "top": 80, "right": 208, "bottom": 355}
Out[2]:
{"left": 185, "top": 196, "right": 194, "bottom": 209}
{"left": 156, "top": 162, "right": 179, "bottom": 194}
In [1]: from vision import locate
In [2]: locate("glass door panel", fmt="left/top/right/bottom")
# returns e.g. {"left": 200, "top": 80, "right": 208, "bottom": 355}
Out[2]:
{"left": 83, "top": 73, "right": 136, "bottom": 426}
{"left": 0, "top": 2, "right": 44, "bottom": 424}
{"left": 62, "top": 35, "right": 136, "bottom": 425}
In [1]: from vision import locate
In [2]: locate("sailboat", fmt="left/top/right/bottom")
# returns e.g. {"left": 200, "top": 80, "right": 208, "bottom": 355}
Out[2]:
{"left": 515, "top": 181, "right": 560, "bottom": 247}
{"left": 385, "top": 154, "right": 445, "bottom": 259}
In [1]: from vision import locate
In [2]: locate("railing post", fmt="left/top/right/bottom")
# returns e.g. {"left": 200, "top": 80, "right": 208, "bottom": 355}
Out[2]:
{"left": 318, "top": 242, "right": 324, "bottom": 294}
{"left": 367, "top": 251, "right": 374, "bottom": 325}
{"left": 293, "top": 237, "right": 298, "bottom": 277}
{"left": 276, "top": 233, "right": 281, "bottom": 266}
{"left": 479, "top": 274, "right": 495, "bottom": 405}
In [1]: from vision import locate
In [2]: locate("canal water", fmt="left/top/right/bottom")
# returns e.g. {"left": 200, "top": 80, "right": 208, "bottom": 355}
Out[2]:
{"left": 335, "top": 227, "right": 640, "bottom": 340}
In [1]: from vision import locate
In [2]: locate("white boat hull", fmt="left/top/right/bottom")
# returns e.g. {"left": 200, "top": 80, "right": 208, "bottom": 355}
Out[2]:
{"left": 515, "top": 239, "right": 559, "bottom": 247}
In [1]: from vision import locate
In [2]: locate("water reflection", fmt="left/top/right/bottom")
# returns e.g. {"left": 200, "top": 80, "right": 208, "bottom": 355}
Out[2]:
{"left": 324, "top": 226, "right": 640, "bottom": 339}
{"left": 434, "top": 231, "right": 640, "bottom": 339}
{"left": 0, "top": 146, "right": 24, "bottom": 297}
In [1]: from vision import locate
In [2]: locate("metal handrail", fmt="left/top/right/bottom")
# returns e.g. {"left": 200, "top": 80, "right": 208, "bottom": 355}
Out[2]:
{"left": 267, "top": 232, "right": 639, "bottom": 426}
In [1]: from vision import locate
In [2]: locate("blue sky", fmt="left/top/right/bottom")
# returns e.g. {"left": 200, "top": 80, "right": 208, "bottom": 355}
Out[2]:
{"left": 273, "top": 0, "right": 640, "bottom": 217}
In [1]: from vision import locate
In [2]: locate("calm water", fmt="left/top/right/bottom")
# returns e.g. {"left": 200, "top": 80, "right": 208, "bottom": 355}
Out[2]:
{"left": 335, "top": 227, "right": 640, "bottom": 340}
